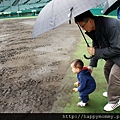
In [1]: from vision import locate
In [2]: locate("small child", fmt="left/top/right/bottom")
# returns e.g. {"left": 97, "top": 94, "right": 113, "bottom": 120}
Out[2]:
{"left": 71, "top": 59, "right": 96, "bottom": 107}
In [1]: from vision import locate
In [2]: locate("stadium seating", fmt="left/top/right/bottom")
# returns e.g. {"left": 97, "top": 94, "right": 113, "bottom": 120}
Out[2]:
{"left": 0, "top": 0, "right": 51, "bottom": 18}
{"left": 0, "top": 0, "right": 51, "bottom": 12}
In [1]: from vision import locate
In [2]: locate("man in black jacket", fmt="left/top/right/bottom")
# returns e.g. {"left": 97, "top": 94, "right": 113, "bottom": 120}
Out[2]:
{"left": 74, "top": 10, "right": 120, "bottom": 111}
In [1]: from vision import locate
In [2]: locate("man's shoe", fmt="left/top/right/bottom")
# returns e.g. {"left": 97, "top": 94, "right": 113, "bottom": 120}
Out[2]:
{"left": 104, "top": 100, "right": 120, "bottom": 111}
{"left": 103, "top": 92, "right": 108, "bottom": 98}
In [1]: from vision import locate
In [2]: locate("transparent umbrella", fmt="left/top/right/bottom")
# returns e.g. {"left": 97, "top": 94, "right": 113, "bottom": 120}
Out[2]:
{"left": 32, "top": 0, "right": 107, "bottom": 38}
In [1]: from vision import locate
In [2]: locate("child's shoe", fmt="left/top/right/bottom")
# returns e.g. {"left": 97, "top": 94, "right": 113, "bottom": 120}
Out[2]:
{"left": 77, "top": 101, "right": 88, "bottom": 107}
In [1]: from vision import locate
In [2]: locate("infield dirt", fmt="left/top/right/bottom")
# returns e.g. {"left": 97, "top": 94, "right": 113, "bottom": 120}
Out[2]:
{"left": 0, "top": 18, "right": 80, "bottom": 113}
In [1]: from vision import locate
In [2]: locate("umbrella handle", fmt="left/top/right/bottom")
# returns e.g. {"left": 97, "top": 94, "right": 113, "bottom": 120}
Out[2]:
{"left": 84, "top": 54, "right": 93, "bottom": 59}
{"left": 77, "top": 24, "right": 93, "bottom": 59}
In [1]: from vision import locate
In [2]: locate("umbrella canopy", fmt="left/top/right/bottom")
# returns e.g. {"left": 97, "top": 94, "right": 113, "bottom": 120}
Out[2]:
{"left": 103, "top": 0, "right": 120, "bottom": 15}
{"left": 32, "top": 0, "right": 107, "bottom": 38}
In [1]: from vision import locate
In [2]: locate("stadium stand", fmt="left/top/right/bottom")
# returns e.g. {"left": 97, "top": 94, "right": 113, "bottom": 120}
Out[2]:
{"left": 0, "top": 0, "right": 51, "bottom": 18}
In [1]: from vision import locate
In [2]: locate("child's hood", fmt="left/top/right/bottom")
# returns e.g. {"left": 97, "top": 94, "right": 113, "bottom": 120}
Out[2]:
{"left": 79, "top": 67, "right": 91, "bottom": 75}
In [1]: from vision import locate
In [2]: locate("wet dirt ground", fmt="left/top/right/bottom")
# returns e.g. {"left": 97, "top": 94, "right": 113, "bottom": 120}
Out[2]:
{"left": 0, "top": 18, "right": 80, "bottom": 113}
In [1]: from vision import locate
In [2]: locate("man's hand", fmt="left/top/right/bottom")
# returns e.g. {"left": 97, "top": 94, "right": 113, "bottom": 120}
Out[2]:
{"left": 87, "top": 47, "right": 95, "bottom": 55}
{"left": 88, "top": 66, "right": 93, "bottom": 73}
{"left": 73, "top": 88, "right": 78, "bottom": 92}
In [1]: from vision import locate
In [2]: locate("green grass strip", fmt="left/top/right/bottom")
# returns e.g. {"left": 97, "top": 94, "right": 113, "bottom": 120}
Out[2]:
{"left": 63, "top": 32, "right": 120, "bottom": 113}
